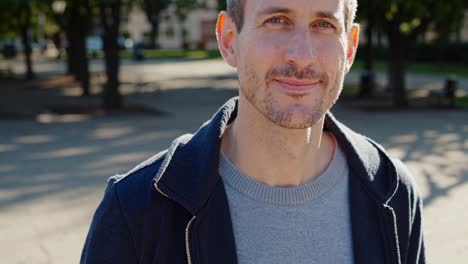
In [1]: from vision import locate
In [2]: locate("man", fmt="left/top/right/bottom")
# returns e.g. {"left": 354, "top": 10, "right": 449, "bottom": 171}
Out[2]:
{"left": 81, "top": 0, "right": 425, "bottom": 263}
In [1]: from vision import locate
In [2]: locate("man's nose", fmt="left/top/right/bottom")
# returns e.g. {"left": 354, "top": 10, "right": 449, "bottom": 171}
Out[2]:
{"left": 284, "top": 28, "right": 317, "bottom": 68}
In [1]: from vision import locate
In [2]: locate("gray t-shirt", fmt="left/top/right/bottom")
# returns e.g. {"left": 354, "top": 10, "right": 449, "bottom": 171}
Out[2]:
{"left": 218, "top": 143, "right": 354, "bottom": 264}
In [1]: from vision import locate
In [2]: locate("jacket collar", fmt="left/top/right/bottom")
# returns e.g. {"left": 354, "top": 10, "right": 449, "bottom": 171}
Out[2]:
{"left": 153, "top": 97, "right": 398, "bottom": 215}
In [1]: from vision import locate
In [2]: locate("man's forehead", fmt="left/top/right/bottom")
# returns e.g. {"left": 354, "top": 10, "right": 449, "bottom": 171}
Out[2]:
{"left": 246, "top": 0, "right": 345, "bottom": 19}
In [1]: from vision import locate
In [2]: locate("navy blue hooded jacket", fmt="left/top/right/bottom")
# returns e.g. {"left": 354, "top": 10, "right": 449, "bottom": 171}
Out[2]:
{"left": 81, "top": 98, "right": 425, "bottom": 264}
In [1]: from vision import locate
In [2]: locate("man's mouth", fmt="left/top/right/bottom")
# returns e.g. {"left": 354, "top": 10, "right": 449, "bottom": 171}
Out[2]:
{"left": 273, "top": 78, "right": 322, "bottom": 93}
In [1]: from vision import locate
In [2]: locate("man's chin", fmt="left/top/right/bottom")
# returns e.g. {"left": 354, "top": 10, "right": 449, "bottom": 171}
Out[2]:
{"left": 266, "top": 109, "right": 325, "bottom": 129}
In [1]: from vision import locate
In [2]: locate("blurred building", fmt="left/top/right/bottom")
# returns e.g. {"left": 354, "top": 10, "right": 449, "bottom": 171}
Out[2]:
{"left": 122, "top": 0, "right": 218, "bottom": 50}
{"left": 123, "top": 5, "right": 151, "bottom": 44}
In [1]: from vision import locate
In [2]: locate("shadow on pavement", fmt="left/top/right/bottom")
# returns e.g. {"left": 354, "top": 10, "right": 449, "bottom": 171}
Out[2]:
{"left": 333, "top": 108, "right": 468, "bottom": 207}
{"left": 0, "top": 85, "right": 238, "bottom": 211}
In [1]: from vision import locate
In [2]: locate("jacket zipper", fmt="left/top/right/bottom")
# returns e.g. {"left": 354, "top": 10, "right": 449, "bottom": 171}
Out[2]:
{"left": 154, "top": 182, "right": 197, "bottom": 264}
{"left": 185, "top": 216, "right": 197, "bottom": 264}
{"left": 383, "top": 204, "right": 402, "bottom": 264}
{"left": 153, "top": 182, "right": 170, "bottom": 199}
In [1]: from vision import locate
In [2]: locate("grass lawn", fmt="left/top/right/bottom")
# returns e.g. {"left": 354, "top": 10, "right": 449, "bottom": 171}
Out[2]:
{"left": 455, "top": 96, "right": 468, "bottom": 107}
{"left": 353, "top": 60, "right": 468, "bottom": 77}
{"left": 118, "top": 49, "right": 221, "bottom": 60}
{"left": 342, "top": 85, "right": 360, "bottom": 96}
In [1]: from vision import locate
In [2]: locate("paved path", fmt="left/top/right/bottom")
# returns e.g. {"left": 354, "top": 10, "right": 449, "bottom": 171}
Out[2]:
{"left": 0, "top": 59, "right": 467, "bottom": 263}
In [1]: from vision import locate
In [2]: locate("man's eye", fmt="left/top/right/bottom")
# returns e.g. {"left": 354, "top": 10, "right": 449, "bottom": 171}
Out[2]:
{"left": 266, "top": 17, "right": 287, "bottom": 24}
{"left": 316, "top": 21, "right": 334, "bottom": 28}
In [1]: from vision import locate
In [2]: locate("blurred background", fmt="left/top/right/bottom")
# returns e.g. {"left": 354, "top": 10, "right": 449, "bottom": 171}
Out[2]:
{"left": 0, "top": 0, "right": 467, "bottom": 263}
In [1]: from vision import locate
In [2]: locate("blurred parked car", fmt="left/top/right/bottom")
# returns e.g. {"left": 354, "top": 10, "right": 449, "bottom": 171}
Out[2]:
{"left": 0, "top": 38, "right": 39, "bottom": 55}
{"left": 118, "top": 36, "right": 134, "bottom": 50}
{"left": 2, "top": 43, "right": 18, "bottom": 59}
{"left": 86, "top": 36, "right": 103, "bottom": 58}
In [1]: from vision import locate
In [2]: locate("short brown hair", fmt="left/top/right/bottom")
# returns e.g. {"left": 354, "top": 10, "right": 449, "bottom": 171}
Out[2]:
{"left": 226, "top": 0, "right": 358, "bottom": 33}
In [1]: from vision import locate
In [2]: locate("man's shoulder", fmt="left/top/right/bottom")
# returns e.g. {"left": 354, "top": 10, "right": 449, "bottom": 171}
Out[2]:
{"left": 331, "top": 118, "right": 421, "bottom": 206}
{"left": 365, "top": 137, "right": 422, "bottom": 204}
{"left": 107, "top": 133, "right": 195, "bottom": 196}
{"left": 390, "top": 157, "right": 422, "bottom": 203}
{"left": 117, "top": 150, "right": 166, "bottom": 178}
{"left": 106, "top": 150, "right": 167, "bottom": 199}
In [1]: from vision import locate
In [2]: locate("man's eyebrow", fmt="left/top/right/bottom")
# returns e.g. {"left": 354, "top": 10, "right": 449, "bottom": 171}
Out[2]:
{"left": 256, "top": 8, "right": 341, "bottom": 23}
{"left": 315, "top": 11, "right": 341, "bottom": 23}
{"left": 257, "top": 6, "right": 293, "bottom": 17}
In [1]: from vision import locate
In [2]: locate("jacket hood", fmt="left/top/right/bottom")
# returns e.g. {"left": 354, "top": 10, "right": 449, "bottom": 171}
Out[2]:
{"left": 153, "top": 97, "right": 399, "bottom": 215}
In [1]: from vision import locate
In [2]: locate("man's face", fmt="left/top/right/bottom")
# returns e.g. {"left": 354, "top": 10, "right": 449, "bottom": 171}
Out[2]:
{"left": 220, "top": 0, "right": 358, "bottom": 129}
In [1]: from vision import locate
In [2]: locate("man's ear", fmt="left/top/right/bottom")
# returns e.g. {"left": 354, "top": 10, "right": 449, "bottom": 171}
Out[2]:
{"left": 344, "top": 23, "right": 360, "bottom": 74}
{"left": 216, "top": 11, "right": 238, "bottom": 68}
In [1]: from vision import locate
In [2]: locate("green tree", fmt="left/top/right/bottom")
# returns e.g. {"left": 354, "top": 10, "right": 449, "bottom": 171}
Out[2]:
{"left": 99, "top": 0, "right": 135, "bottom": 109}
{"left": 139, "top": 0, "right": 171, "bottom": 48}
{"left": 0, "top": 7, "right": 15, "bottom": 39}
{"left": 47, "top": 0, "right": 93, "bottom": 95}
{"left": 358, "top": 0, "right": 466, "bottom": 106}
{"left": 67, "top": 0, "right": 93, "bottom": 96}
{"left": 0, "top": 0, "right": 53, "bottom": 79}
{"left": 355, "top": 0, "right": 378, "bottom": 97}
{"left": 53, "top": 0, "right": 137, "bottom": 108}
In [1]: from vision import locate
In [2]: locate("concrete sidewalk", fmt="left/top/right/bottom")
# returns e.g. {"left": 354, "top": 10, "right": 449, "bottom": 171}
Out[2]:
{"left": 0, "top": 60, "right": 467, "bottom": 263}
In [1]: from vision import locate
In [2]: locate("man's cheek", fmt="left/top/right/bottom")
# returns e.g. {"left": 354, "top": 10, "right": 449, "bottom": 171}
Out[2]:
{"left": 319, "top": 46, "right": 343, "bottom": 71}
{"left": 254, "top": 34, "right": 283, "bottom": 54}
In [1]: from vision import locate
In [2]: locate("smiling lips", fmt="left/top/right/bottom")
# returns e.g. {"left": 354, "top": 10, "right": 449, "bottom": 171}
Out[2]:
{"left": 273, "top": 78, "right": 322, "bottom": 93}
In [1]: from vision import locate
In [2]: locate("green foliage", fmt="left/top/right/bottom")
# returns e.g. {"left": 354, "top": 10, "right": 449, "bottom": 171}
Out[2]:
{"left": 356, "top": 0, "right": 467, "bottom": 105}
{"left": 173, "top": 0, "right": 197, "bottom": 21}
{"left": 0, "top": 8, "right": 15, "bottom": 38}
{"left": 357, "top": 0, "right": 466, "bottom": 39}
{"left": 137, "top": 0, "right": 171, "bottom": 46}
{"left": 119, "top": 48, "right": 221, "bottom": 59}
{"left": 0, "top": 0, "right": 56, "bottom": 39}
{"left": 139, "top": 0, "right": 170, "bottom": 24}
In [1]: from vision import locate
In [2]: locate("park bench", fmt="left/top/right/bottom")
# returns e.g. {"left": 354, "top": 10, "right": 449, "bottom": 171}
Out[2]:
{"left": 428, "top": 77, "right": 458, "bottom": 108}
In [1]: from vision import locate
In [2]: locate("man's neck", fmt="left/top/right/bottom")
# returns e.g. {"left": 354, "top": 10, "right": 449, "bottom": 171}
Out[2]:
{"left": 221, "top": 98, "right": 336, "bottom": 187}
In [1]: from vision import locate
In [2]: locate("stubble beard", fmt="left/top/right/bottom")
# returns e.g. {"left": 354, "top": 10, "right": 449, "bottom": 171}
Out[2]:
{"left": 239, "top": 63, "right": 345, "bottom": 129}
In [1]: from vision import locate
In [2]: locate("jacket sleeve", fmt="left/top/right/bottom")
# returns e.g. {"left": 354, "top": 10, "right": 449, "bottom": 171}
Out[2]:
{"left": 393, "top": 159, "right": 426, "bottom": 264}
{"left": 80, "top": 180, "right": 138, "bottom": 264}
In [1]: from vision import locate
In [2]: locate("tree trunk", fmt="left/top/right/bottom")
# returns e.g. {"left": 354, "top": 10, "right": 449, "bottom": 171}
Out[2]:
{"left": 66, "top": 45, "right": 74, "bottom": 75}
{"left": 76, "top": 33, "right": 90, "bottom": 96}
{"left": 382, "top": 7, "right": 430, "bottom": 108}
{"left": 150, "top": 17, "right": 160, "bottom": 48}
{"left": 100, "top": 0, "right": 122, "bottom": 110}
{"left": 65, "top": 8, "right": 78, "bottom": 78}
{"left": 71, "top": 0, "right": 91, "bottom": 96}
{"left": 387, "top": 30, "right": 408, "bottom": 107}
{"left": 182, "top": 25, "right": 189, "bottom": 49}
{"left": 19, "top": 4, "right": 34, "bottom": 80}
{"left": 179, "top": 13, "right": 189, "bottom": 49}
{"left": 364, "top": 22, "right": 374, "bottom": 72}
{"left": 455, "top": 20, "right": 462, "bottom": 44}
{"left": 66, "top": 2, "right": 83, "bottom": 80}
{"left": 67, "top": 29, "right": 78, "bottom": 78}
{"left": 359, "top": 3, "right": 375, "bottom": 98}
